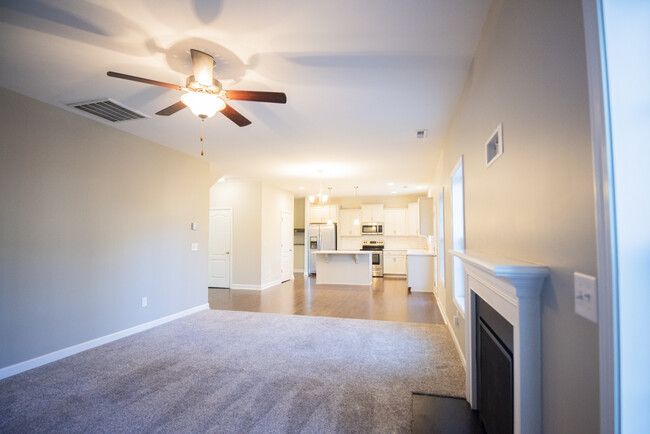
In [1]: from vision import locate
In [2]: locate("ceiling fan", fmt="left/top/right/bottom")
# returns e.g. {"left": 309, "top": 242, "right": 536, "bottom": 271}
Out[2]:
{"left": 107, "top": 49, "right": 287, "bottom": 127}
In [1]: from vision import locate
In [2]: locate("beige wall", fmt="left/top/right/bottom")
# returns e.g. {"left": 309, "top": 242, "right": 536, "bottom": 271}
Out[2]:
{"left": 261, "top": 183, "right": 294, "bottom": 286}
{"left": 294, "top": 198, "right": 305, "bottom": 228}
{"left": 209, "top": 180, "right": 293, "bottom": 288}
{"left": 209, "top": 180, "right": 262, "bottom": 286}
{"left": 0, "top": 87, "right": 210, "bottom": 369}
{"left": 431, "top": 0, "right": 599, "bottom": 432}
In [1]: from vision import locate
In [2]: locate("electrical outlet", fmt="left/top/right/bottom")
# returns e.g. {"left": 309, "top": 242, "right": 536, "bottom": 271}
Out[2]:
{"left": 574, "top": 272, "right": 597, "bottom": 323}
{"left": 453, "top": 311, "right": 460, "bottom": 326}
{"left": 141, "top": 297, "right": 148, "bottom": 308}
{"left": 191, "top": 242, "right": 198, "bottom": 251}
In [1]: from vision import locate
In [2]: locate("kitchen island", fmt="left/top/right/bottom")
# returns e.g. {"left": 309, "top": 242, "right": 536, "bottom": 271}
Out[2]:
{"left": 314, "top": 250, "right": 373, "bottom": 285}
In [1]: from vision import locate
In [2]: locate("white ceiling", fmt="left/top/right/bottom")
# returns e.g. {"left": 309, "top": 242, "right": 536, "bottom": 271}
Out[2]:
{"left": 0, "top": 0, "right": 491, "bottom": 198}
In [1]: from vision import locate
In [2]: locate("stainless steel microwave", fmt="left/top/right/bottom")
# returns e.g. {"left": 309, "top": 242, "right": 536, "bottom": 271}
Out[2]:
{"left": 361, "top": 223, "right": 383, "bottom": 235}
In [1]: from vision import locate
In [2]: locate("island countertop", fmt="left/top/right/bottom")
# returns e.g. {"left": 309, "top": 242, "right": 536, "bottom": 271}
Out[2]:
{"left": 314, "top": 251, "right": 372, "bottom": 285}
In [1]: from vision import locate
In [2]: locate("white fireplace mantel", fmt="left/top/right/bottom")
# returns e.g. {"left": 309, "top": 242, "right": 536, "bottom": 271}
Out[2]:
{"left": 450, "top": 249, "right": 549, "bottom": 434}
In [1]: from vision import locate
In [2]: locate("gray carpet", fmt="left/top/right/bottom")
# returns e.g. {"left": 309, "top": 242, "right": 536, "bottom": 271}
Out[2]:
{"left": 0, "top": 310, "right": 465, "bottom": 433}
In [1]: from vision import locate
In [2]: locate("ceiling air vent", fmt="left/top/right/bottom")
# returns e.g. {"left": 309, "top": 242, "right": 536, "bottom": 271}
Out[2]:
{"left": 68, "top": 98, "right": 149, "bottom": 122}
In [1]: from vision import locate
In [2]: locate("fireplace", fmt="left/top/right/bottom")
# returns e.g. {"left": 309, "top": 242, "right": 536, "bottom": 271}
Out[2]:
{"left": 450, "top": 249, "right": 548, "bottom": 434}
{"left": 477, "top": 296, "right": 514, "bottom": 434}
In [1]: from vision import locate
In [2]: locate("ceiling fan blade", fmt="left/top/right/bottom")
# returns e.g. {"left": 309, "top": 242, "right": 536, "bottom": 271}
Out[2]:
{"left": 224, "top": 90, "right": 287, "bottom": 104}
{"left": 155, "top": 101, "right": 187, "bottom": 116}
{"left": 190, "top": 49, "right": 215, "bottom": 87}
{"left": 220, "top": 103, "right": 252, "bottom": 127}
{"left": 107, "top": 71, "right": 182, "bottom": 90}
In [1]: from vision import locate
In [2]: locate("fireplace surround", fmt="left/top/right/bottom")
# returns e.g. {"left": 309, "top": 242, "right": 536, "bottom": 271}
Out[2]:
{"left": 451, "top": 250, "right": 549, "bottom": 434}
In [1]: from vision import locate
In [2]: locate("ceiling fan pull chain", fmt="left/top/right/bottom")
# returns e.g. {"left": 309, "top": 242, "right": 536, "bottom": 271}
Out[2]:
{"left": 200, "top": 118, "right": 205, "bottom": 156}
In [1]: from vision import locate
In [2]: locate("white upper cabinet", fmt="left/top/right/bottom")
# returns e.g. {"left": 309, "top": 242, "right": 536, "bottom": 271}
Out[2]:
{"left": 384, "top": 208, "right": 407, "bottom": 236}
{"left": 310, "top": 205, "right": 339, "bottom": 224}
{"left": 407, "top": 202, "right": 419, "bottom": 236}
{"left": 340, "top": 209, "right": 361, "bottom": 236}
{"left": 361, "top": 204, "right": 384, "bottom": 223}
{"left": 418, "top": 197, "right": 434, "bottom": 236}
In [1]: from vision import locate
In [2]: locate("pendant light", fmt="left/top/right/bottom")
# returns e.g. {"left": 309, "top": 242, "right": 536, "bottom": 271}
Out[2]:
{"left": 309, "top": 170, "right": 329, "bottom": 208}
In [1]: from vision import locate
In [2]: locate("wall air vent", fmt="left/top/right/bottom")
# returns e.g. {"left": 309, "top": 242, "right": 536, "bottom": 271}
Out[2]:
{"left": 68, "top": 98, "right": 149, "bottom": 122}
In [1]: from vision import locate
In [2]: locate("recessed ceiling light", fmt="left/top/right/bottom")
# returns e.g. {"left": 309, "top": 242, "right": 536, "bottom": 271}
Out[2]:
{"left": 299, "top": 186, "right": 305, "bottom": 190}
{"left": 387, "top": 182, "right": 394, "bottom": 186}
{"left": 391, "top": 191, "right": 397, "bottom": 194}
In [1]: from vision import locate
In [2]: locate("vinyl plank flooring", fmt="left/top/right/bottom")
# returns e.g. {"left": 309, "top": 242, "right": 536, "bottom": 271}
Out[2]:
{"left": 209, "top": 273, "right": 444, "bottom": 324}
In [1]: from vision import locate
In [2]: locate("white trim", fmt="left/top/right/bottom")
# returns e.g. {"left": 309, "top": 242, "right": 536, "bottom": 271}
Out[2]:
{"left": 0, "top": 303, "right": 209, "bottom": 380}
{"left": 435, "top": 290, "right": 466, "bottom": 370}
{"left": 230, "top": 280, "right": 282, "bottom": 291}
{"left": 451, "top": 249, "right": 549, "bottom": 434}
{"left": 581, "top": 1, "right": 618, "bottom": 432}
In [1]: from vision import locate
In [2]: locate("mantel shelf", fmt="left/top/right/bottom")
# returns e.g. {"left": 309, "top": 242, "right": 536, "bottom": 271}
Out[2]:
{"left": 450, "top": 249, "right": 549, "bottom": 298}
{"left": 450, "top": 248, "right": 549, "bottom": 434}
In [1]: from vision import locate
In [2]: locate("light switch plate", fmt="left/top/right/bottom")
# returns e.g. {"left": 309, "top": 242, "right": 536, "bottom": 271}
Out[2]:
{"left": 574, "top": 272, "right": 597, "bottom": 323}
{"left": 191, "top": 243, "right": 198, "bottom": 251}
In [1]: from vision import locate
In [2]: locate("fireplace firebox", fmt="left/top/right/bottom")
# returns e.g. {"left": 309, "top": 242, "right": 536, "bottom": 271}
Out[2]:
{"left": 477, "top": 296, "right": 514, "bottom": 434}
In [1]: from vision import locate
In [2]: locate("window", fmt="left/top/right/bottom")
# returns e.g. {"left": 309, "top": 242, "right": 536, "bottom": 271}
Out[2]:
{"left": 438, "top": 191, "right": 445, "bottom": 287}
{"left": 451, "top": 156, "right": 465, "bottom": 311}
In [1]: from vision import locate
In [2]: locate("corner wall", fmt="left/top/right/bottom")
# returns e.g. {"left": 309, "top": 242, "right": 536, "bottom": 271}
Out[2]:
{"left": 261, "top": 183, "right": 294, "bottom": 286}
{"left": 432, "top": 0, "right": 599, "bottom": 432}
{"left": 209, "top": 180, "right": 293, "bottom": 288}
{"left": 0, "top": 87, "right": 210, "bottom": 369}
{"left": 209, "top": 180, "right": 262, "bottom": 286}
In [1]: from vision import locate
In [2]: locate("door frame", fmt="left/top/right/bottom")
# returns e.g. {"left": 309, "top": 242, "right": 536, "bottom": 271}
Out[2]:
{"left": 209, "top": 207, "right": 233, "bottom": 289}
{"left": 583, "top": 1, "right": 617, "bottom": 432}
{"left": 280, "top": 209, "right": 293, "bottom": 282}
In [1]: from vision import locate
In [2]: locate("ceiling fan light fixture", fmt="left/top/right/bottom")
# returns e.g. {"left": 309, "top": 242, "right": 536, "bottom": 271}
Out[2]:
{"left": 181, "top": 92, "right": 225, "bottom": 119}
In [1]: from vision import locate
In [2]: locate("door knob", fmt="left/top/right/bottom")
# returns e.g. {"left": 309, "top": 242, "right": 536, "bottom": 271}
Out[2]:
{"left": 226, "top": 251, "right": 230, "bottom": 254}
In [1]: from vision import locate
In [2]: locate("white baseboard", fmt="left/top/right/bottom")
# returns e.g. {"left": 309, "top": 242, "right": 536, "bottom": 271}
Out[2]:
{"left": 261, "top": 279, "right": 282, "bottom": 290}
{"left": 436, "top": 292, "right": 466, "bottom": 370}
{"left": 231, "top": 280, "right": 282, "bottom": 291}
{"left": 0, "top": 303, "right": 209, "bottom": 380}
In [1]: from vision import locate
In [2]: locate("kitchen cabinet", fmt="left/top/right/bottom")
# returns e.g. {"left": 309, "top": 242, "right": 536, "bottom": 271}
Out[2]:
{"left": 384, "top": 250, "right": 407, "bottom": 275}
{"left": 340, "top": 209, "right": 361, "bottom": 236}
{"left": 384, "top": 208, "right": 407, "bottom": 236}
{"left": 310, "top": 205, "right": 339, "bottom": 224}
{"left": 418, "top": 197, "right": 434, "bottom": 236}
{"left": 361, "top": 204, "right": 384, "bottom": 223}
{"left": 407, "top": 202, "right": 419, "bottom": 236}
{"left": 407, "top": 250, "right": 436, "bottom": 292}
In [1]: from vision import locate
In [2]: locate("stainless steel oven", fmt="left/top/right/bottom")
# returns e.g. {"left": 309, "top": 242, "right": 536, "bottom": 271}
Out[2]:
{"left": 361, "top": 240, "right": 384, "bottom": 277}
{"left": 361, "top": 223, "right": 384, "bottom": 235}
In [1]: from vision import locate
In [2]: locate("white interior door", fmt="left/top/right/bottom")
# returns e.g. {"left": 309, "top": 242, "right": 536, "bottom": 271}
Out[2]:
{"left": 209, "top": 209, "right": 231, "bottom": 288}
{"left": 280, "top": 210, "right": 293, "bottom": 282}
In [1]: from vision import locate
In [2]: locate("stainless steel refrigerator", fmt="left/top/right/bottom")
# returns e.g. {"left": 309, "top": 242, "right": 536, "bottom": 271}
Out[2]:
{"left": 308, "top": 223, "right": 337, "bottom": 274}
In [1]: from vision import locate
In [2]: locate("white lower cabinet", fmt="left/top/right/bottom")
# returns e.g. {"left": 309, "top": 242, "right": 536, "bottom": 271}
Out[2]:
{"left": 383, "top": 250, "right": 407, "bottom": 275}
{"left": 407, "top": 251, "right": 436, "bottom": 292}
